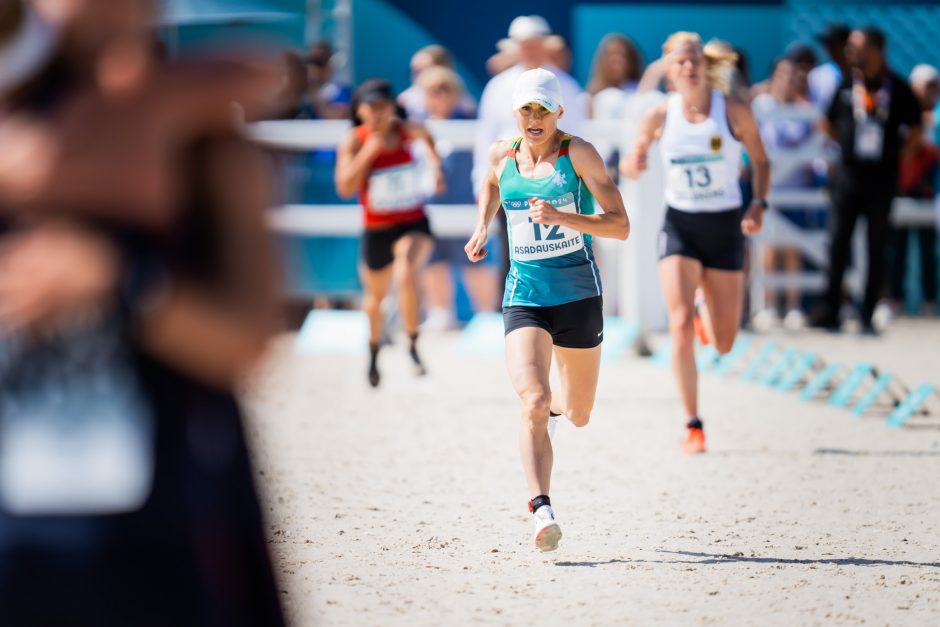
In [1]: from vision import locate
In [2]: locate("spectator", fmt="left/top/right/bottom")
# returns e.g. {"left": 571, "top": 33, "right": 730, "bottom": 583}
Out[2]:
{"left": 305, "top": 41, "right": 352, "bottom": 119}
{"left": 399, "top": 44, "right": 476, "bottom": 121}
{"left": 415, "top": 66, "right": 499, "bottom": 329}
{"left": 472, "top": 15, "right": 587, "bottom": 285}
{"left": 587, "top": 33, "right": 643, "bottom": 97}
{"left": 808, "top": 23, "right": 851, "bottom": 112}
{"left": 415, "top": 65, "right": 473, "bottom": 121}
{"left": 751, "top": 43, "right": 815, "bottom": 100}
{"left": 276, "top": 49, "right": 316, "bottom": 119}
{"left": 545, "top": 34, "right": 572, "bottom": 74}
{"left": 811, "top": 27, "right": 922, "bottom": 333}
{"left": 889, "top": 64, "right": 939, "bottom": 315}
{"left": 752, "top": 57, "right": 824, "bottom": 329}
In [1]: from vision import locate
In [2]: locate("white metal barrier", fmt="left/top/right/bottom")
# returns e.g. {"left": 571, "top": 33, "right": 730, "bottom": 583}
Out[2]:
{"left": 251, "top": 114, "right": 938, "bottom": 334}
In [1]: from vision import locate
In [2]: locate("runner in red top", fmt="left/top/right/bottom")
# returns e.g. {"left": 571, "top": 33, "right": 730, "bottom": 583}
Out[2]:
{"left": 336, "top": 79, "right": 444, "bottom": 387}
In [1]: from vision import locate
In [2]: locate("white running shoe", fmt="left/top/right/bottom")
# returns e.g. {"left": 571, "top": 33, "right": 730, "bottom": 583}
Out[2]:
{"left": 532, "top": 505, "right": 562, "bottom": 552}
{"left": 782, "top": 308, "right": 806, "bottom": 331}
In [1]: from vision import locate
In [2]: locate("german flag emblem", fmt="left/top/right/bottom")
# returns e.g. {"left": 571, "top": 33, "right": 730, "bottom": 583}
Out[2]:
{"left": 710, "top": 135, "right": 722, "bottom": 152}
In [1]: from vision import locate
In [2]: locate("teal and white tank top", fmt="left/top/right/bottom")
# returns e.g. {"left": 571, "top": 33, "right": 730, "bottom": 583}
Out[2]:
{"left": 499, "top": 134, "right": 602, "bottom": 308}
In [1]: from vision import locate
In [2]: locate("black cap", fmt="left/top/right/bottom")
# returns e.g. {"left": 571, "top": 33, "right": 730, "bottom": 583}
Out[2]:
{"left": 785, "top": 42, "right": 817, "bottom": 67}
{"left": 352, "top": 78, "right": 395, "bottom": 105}
{"left": 817, "top": 23, "right": 851, "bottom": 45}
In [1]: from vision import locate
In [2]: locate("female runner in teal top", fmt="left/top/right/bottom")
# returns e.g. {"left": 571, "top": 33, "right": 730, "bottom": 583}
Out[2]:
{"left": 465, "top": 68, "right": 629, "bottom": 552}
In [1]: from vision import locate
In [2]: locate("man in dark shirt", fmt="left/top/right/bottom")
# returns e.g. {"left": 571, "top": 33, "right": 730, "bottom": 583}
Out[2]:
{"left": 811, "top": 27, "right": 922, "bottom": 333}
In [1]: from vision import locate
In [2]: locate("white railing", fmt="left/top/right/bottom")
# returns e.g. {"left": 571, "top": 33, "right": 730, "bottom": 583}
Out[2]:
{"left": 251, "top": 116, "right": 937, "bottom": 332}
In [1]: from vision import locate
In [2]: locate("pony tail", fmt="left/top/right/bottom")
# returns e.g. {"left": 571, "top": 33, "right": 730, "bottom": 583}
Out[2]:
{"left": 702, "top": 39, "right": 739, "bottom": 94}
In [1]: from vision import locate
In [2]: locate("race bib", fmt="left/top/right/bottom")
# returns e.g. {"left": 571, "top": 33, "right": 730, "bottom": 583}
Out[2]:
{"left": 667, "top": 154, "right": 728, "bottom": 204}
{"left": 368, "top": 163, "right": 423, "bottom": 212}
{"left": 505, "top": 192, "right": 585, "bottom": 262}
{"left": 854, "top": 118, "right": 884, "bottom": 160}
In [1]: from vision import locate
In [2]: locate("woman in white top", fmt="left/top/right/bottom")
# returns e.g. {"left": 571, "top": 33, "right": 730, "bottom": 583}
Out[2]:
{"left": 621, "top": 32, "right": 770, "bottom": 454}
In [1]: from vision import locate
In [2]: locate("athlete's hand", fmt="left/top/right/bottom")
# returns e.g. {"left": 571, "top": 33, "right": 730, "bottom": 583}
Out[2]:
{"left": 619, "top": 149, "right": 647, "bottom": 179}
{"left": 741, "top": 202, "right": 764, "bottom": 235}
{"left": 432, "top": 166, "right": 446, "bottom": 195}
{"left": 464, "top": 225, "right": 488, "bottom": 262}
{"left": 0, "top": 223, "right": 119, "bottom": 335}
{"left": 528, "top": 198, "right": 564, "bottom": 226}
{"left": 360, "top": 134, "right": 386, "bottom": 160}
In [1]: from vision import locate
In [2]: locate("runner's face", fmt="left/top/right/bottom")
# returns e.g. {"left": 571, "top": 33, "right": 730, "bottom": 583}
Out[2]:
{"left": 669, "top": 44, "right": 704, "bottom": 91}
{"left": 357, "top": 99, "right": 395, "bottom": 130}
{"left": 514, "top": 103, "right": 560, "bottom": 145}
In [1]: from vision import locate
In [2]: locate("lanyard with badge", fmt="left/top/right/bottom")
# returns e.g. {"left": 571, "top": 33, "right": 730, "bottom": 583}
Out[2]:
{"left": 852, "top": 73, "right": 891, "bottom": 160}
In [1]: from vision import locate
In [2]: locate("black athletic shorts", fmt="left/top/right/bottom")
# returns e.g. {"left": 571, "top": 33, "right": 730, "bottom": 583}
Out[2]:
{"left": 503, "top": 295, "right": 603, "bottom": 349}
{"left": 361, "top": 216, "right": 433, "bottom": 270}
{"left": 659, "top": 206, "right": 744, "bottom": 271}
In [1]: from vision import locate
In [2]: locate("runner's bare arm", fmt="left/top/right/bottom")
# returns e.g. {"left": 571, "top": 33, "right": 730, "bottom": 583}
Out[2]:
{"left": 727, "top": 96, "right": 770, "bottom": 235}
{"left": 465, "top": 140, "right": 508, "bottom": 262}
{"left": 529, "top": 137, "right": 629, "bottom": 240}
{"left": 406, "top": 122, "right": 446, "bottom": 194}
{"left": 334, "top": 130, "right": 384, "bottom": 198}
{"left": 728, "top": 97, "right": 770, "bottom": 202}
{"left": 620, "top": 101, "right": 667, "bottom": 179}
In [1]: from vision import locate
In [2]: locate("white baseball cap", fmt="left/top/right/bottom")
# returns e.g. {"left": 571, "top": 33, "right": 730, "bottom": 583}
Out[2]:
{"left": 512, "top": 67, "right": 563, "bottom": 112}
{"left": 910, "top": 63, "right": 940, "bottom": 87}
{"left": 508, "top": 15, "right": 551, "bottom": 42}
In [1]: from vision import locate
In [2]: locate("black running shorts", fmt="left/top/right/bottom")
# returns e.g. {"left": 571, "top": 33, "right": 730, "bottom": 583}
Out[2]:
{"left": 659, "top": 206, "right": 744, "bottom": 271}
{"left": 503, "top": 295, "right": 604, "bottom": 349}
{"left": 361, "top": 216, "right": 433, "bottom": 271}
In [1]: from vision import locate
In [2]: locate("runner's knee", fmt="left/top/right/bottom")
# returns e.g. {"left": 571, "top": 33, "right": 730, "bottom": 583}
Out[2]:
{"left": 714, "top": 334, "right": 735, "bottom": 355}
{"left": 566, "top": 407, "right": 591, "bottom": 428}
{"left": 670, "top": 307, "right": 695, "bottom": 345}
{"left": 520, "top": 388, "right": 551, "bottom": 425}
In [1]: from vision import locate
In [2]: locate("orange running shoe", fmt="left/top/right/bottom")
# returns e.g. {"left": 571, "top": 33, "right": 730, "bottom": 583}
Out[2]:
{"left": 682, "top": 427, "right": 706, "bottom": 454}
{"left": 693, "top": 289, "right": 710, "bottom": 345}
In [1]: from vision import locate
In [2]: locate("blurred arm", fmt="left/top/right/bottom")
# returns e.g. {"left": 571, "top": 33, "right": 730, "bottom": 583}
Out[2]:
{"left": 137, "top": 138, "right": 280, "bottom": 389}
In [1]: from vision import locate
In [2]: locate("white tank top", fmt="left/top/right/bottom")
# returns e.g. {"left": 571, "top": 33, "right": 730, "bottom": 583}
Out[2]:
{"left": 660, "top": 89, "right": 743, "bottom": 212}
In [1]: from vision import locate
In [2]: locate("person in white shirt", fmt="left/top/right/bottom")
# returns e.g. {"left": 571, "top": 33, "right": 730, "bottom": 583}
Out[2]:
{"left": 472, "top": 15, "right": 587, "bottom": 195}
{"left": 807, "top": 23, "right": 850, "bottom": 112}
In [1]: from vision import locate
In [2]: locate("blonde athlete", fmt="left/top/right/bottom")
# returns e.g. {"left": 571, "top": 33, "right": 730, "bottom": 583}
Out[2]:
{"left": 621, "top": 32, "right": 770, "bottom": 454}
{"left": 466, "top": 68, "right": 629, "bottom": 551}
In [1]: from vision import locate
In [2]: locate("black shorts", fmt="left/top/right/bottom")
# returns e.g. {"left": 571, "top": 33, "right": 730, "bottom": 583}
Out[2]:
{"left": 361, "top": 216, "right": 432, "bottom": 270}
{"left": 503, "top": 295, "right": 603, "bottom": 349}
{"left": 659, "top": 206, "right": 744, "bottom": 271}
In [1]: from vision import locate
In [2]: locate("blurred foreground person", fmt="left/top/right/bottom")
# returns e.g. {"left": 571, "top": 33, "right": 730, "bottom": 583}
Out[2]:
{"left": 0, "top": 1, "right": 286, "bottom": 625}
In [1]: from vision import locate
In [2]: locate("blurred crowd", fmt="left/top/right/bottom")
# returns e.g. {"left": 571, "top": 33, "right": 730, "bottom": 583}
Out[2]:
{"left": 279, "top": 15, "right": 940, "bottom": 333}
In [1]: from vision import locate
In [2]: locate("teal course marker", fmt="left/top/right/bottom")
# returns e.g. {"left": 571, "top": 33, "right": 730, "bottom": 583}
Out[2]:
{"left": 295, "top": 310, "right": 369, "bottom": 355}
{"left": 851, "top": 372, "right": 894, "bottom": 417}
{"left": 828, "top": 363, "right": 874, "bottom": 408}
{"left": 650, "top": 337, "right": 672, "bottom": 367}
{"left": 696, "top": 344, "right": 721, "bottom": 371}
{"left": 712, "top": 334, "right": 752, "bottom": 376}
{"left": 800, "top": 362, "right": 841, "bottom": 402}
{"left": 601, "top": 317, "right": 640, "bottom": 363}
{"left": 759, "top": 347, "right": 799, "bottom": 386}
{"left": 886, "top": 384, "right": 936, "bottom": 428}
{"left": 740, "top": 341, "right": 778, "bottom": 382}
{"left": 457, "top": 312, "right": 506, "bottom": 356}
{"left": 775, "top": 352, "right": 818, "bottom": 392}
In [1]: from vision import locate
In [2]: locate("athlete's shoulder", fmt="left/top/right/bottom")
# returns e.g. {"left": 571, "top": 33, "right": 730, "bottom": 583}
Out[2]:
{"left": 488, "top": 138, "right": 515, "bottom": 165}
{"left": 565, "top": 135, "right": 603, "bottom": 171}
{"left": 723, "top": 93, "right": 753, "bottom": 116}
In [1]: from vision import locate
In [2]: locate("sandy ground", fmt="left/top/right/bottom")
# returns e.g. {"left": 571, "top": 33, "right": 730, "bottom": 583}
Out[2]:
{"left": 243, "top": 322, "right": 940, "bottom": 627}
